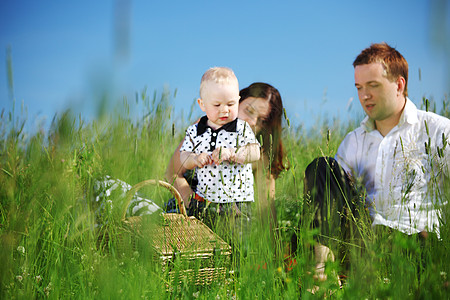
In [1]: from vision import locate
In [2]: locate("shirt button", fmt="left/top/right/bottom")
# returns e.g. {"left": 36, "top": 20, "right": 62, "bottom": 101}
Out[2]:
{"left": 212, "top": 132, "right": 217, "bottom": 136}
{"left": 211, "top": 142, "right": 215, "bottom": 146}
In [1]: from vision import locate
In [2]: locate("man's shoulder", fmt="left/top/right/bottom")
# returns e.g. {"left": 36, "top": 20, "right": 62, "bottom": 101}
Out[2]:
{"left": 337, "top": 126, "right": 366, "bottom": 154}
{"left": 416, "top": 108, "right": 449, "bottom": 121}
{"left": 415, "top": 109, "right": 450, "bottom": 130}
{"left": 343, "top": 125, "right": 366, "bottom": 140}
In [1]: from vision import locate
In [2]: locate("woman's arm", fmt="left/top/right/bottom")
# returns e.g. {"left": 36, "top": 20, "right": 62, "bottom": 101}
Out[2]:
{"left": 253, "top": 155, "right": 278, "bottom": 250}
{"left": 266, "top": 173, "right": 276, "bottom": 200}
{"left": 254, "top": 157, "right": 276, "bottom": 213}
{"left": 234, "top": 143, "right": 261, "bottom": 164}
{"left": 166, "top": 118, "right": 204, "bottom": 207}
{"left": 165, "top": 138, "right": 193, "bottom": 207}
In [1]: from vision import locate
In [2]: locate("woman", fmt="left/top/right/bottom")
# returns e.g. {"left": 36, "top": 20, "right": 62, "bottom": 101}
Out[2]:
{"left": 165, "top": 82, "right": 286, "bottom": 226}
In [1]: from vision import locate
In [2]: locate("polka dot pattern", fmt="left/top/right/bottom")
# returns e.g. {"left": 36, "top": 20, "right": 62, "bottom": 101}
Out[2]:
{"left": 180, "top": 117, "right": 259, "bottom": 203}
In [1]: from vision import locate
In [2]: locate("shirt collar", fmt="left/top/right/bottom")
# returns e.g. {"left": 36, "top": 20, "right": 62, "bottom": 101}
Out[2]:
{"left": 360, "top": 116, "right": 376, "bottom": 132}
{"left": 398, "top": 98, "right": 419, "bottom": 126}
{"left": 360, "top": 97, "right": 419, "bottom": 132}
{"left": 196, "top": 115, "right": 238, "bottom": 136}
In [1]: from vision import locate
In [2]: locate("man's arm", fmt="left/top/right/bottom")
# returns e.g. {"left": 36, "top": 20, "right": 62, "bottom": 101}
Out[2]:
{"left": 334, "top": 130, "right": 360, "bottom": 178}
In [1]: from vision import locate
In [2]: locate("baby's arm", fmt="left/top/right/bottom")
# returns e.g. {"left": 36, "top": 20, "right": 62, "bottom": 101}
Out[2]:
{"left": 180, "top": 151, "right": 212, "bottom": 170}
{"left": 211, "top": 143, "right": 260, "bottom": 165}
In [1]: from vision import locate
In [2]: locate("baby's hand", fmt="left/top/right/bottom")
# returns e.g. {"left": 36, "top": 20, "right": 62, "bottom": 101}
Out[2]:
{"left": 211, "top": 147, "right": 234, "bottom": 165}
{"left": 194, "top": 152, "right": 212, "bottom": 168}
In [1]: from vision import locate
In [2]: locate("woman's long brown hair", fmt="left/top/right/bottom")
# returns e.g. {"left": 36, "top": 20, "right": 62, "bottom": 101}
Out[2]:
{"left": 239, "top": 82, "right": 287, "bottom": 178}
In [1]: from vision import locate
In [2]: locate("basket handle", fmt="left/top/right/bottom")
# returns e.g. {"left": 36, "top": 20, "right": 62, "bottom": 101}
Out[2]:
{"left": 122, "top": 179, "right": 187, "bottom": 220}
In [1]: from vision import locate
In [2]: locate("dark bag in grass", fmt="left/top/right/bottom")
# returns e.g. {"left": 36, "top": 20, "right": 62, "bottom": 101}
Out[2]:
{"left": 164, "top": 197, "right": 181, "bottom": 213}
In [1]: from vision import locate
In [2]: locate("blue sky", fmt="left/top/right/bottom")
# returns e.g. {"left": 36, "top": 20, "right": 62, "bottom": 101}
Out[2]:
{"left": 1, "top": 0, "right": 449, "bottom": 132}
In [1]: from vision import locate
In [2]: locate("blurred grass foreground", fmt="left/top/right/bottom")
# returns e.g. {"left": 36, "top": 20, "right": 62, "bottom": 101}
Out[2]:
{"left": 1, "top": 87, "right": 449, "bottom": 299}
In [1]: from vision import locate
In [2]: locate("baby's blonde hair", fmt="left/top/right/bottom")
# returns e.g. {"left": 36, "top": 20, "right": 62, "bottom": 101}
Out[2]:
{"left": 199, "top": 67, "right": 238, "bottom": 99}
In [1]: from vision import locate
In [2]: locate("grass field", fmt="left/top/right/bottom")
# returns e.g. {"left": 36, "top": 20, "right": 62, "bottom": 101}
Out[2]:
{"left": 1, "top": 91, "right": 449, "bottom": 299}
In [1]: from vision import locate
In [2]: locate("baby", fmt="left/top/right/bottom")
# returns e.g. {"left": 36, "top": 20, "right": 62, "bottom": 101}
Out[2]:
{"left": 180, "top": 67, "right": 260, "bottom": 217}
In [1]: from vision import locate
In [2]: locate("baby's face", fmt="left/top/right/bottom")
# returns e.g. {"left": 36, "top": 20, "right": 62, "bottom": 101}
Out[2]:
{"left": 198, "top": 80, "right": 240, "bottom": 129}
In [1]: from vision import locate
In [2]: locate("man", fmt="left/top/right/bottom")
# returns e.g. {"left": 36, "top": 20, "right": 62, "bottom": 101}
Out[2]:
{"left": 293, "top": 43, "right": 450, "bottom": 284}
{"left": 340, "top": 42, "right": 449, "bottom": 235}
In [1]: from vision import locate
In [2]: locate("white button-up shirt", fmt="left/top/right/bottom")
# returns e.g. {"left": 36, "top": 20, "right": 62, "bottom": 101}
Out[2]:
{"left": 180, "top": 116, "right": 259, "bottom": 203}
{"left": 336, "top": 98, "right": 450, "bottom": 237}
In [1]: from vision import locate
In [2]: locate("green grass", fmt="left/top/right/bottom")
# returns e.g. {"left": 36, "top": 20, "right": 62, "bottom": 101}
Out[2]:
{"left": 1, "top": 92, "right": 449, "bottom": 299}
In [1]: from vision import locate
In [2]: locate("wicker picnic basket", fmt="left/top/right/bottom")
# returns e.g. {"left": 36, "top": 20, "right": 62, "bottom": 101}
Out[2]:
{"left": 122, "top": 179, "right": 232, "bottom": 286}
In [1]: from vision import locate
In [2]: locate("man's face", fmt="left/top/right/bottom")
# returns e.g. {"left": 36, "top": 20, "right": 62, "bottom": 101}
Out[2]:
{"left": 354, "top": 62, "right": 403, "bottom": 124}
{"left": 198, "top": 80, "right": 240, "bottom": 129}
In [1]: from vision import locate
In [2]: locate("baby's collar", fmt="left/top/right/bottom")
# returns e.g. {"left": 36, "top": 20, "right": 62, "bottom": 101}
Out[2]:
{"left": 196, "top": 116, "right": 238, "bottom": 136}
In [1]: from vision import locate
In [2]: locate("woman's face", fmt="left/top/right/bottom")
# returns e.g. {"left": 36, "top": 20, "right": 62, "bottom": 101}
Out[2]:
{"left": 238, "top": 97, "right": 271, "bottom": 132}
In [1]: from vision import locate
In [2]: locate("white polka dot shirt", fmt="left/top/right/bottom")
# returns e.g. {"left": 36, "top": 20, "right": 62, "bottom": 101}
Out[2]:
{"left": 180, "top": 116, "right": 259, "bottom": 203}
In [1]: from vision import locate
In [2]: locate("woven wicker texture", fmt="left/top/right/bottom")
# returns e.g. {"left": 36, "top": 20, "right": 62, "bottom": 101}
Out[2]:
{"left": 153, "top": 213, "right": 231, "bottom": 256}
{"left": 122, "top": 180, "right": 232, "bottom": 286}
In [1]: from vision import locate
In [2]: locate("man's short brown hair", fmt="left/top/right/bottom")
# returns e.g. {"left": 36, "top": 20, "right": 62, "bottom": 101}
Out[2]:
{"left": 353, "top": 43, "right": 408, "bottom": 97}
